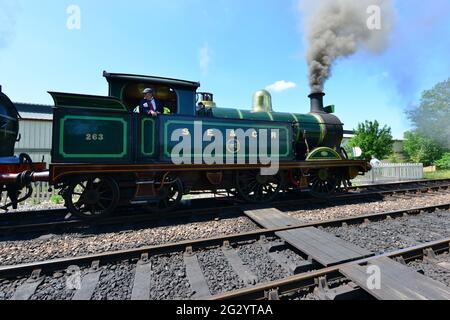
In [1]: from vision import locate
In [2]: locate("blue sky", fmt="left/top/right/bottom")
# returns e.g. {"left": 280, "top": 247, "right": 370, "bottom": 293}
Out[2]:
{"left": 0, "top": 0, "right": 449, "bottom": 139}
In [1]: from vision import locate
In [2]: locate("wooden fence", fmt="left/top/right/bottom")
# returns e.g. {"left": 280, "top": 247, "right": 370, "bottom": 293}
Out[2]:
{"left": 1, "top": 182, "right": 57, "bottom": 206}
{"left": 354, "top": 163, "right": 424, "bottom": 184}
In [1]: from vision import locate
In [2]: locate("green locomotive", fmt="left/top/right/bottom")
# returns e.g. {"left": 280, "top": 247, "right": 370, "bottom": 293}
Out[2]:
{"left": 43, "top": 71, "right": 370, "bottom": 219}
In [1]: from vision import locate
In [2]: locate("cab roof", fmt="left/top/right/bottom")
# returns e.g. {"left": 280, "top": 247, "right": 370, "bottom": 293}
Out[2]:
{"left": 103, "top": 71, "right": 200, "bottom": 90}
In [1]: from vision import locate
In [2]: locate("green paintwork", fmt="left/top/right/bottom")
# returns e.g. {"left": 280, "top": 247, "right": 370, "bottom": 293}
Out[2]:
{"left": 211, "top": 108, "right": 325, "bottom": 147}
{"left": 324, "top": 105, "right": 335, "bottom": 114}
{"left": 49, "top": 72, "right": 345, "bottom": 166}
{"left": 58, "top": 115, "right": 128, "bottom": 159}
{"left": 306, "top": 147, "right": 342, "bottom": 161}
{"left": 161, "top": 117, "right": 293, "bottom": 162}
{"left": 49, "top": 92, "right": 127, "bottom": 112}
{"left": 141, "top": 118, "right": 156, "bottom": 157}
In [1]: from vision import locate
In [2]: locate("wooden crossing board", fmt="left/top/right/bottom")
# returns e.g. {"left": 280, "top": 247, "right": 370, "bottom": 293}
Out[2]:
{"left": 340, "top": 257, "right": 450, "bottom": 300}
{"left": 244, "top": 208, "right": 373, "bottom": 266}
{"left": 243, "top": 208, "right": 302, "bottom": 229}
{"left": 278, "top": 227, "right": 373, "bottom": 266}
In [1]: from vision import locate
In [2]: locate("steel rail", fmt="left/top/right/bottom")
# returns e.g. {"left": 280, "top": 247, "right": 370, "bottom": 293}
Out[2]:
{"left": 1, "top": 180, "right": 449, "bottom": 235}
{"left": 0, "top": 202, "right": 448, "bottom": 279}
{"left": 209, "top": 237, "right": 450, "bottom": 300}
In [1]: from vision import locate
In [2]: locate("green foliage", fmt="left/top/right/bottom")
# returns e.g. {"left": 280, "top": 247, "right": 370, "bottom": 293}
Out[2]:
{"left": 424, "top": 170, "right": 450, "bottom": 180}
{"left": 434, "top": 153, "right": 450, "bottom": 170}
{"left": 387, "top": 153, "right": 403, "bottom": 164}
{"left": 403, "top": 131, "right": 444, "bottom": 166}
{"left": 348, "top": 120, "right": 394, "bottom": 160}
{"left": 50, "top": 195, "right": 64, "bottom": 205}
{"left": 408, "top": 78, "right": 450, "bottom": 149}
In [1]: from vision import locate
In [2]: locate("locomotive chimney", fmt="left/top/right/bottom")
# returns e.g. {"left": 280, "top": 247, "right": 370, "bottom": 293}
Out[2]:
{"left": 308, "top": 92, "right": 325, "bottom": 114}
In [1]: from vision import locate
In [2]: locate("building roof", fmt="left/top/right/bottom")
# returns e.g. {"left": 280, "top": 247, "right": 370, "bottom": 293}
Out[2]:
{"left": 14, "top": 102, "right": 53, "bottom": 120}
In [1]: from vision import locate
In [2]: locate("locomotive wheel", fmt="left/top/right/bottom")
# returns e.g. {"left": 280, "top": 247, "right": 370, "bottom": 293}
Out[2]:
{"left": 236, "top": 170, "right": 283, "bottom": 203}
{"left": 156, "top": 178, "right": 183, "bottom": 212}
{"left": 66, "top": 176, "right": 120, "bottom": 220}
{"left": 308, "top": 169, "right": 338, "bottom": 198}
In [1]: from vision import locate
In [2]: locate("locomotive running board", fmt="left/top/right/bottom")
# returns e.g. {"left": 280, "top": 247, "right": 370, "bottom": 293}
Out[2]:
{"left": 49, "top": 160, "right": 370, "bottom": 183}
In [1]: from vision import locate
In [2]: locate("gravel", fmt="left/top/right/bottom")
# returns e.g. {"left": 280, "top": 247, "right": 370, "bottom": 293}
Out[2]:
{"left": 326, "top": 210, "right": 450, "bottom": 254}
{"left": 238, "top": 242, "right": 289, "bottom": 283}
{"left": 149, "top": 253, "right": 191, "bottom": 300}
{"left": 0, "top": 278, "right": 27, "bottom": 300}
{"left": 408, "top": 253, "right": 450, "bottom": 287}
{"left": 92, "top": 261, "right": 135, "bottom": 300}
{"left": 197, "top": 248, "right": 245, "bottom": 295}
{"left": 30, "top": 271, "right": 77, "bottom": 300}
{"left": 0, "top": 215, "right": 258, "bottom": 266}
{"left": 287, "top": 193, "right": 450, "bottom": 223}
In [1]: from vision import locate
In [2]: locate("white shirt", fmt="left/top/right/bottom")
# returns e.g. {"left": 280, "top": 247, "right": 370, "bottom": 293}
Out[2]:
{"left": 142, "top": 99, "right": 156, "bottom": 112}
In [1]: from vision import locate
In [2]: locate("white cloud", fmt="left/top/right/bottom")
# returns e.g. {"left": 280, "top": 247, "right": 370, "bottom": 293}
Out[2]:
{"left": 199, "top": 45, "right": 211, "bottom": 75}
{"left": 265, "top": 80, "right": 297, "bottom": 93}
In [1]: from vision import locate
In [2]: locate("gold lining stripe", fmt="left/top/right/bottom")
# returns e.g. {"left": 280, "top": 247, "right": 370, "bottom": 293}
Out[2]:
{"left": 311, "top": 114, "right": 326, "bottom": 145}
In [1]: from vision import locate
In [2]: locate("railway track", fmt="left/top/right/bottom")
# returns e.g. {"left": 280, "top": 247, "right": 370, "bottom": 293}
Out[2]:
{"left": 0, "top": 202, "right": 449, "bottom": 300}
{"left": 1, "top": 179, "right": 449, "bottom": 236}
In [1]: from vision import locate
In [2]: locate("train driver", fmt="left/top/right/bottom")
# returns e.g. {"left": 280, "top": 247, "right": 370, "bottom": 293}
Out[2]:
{"left": 139, "top": 88, "right": 163, "bottom": 117}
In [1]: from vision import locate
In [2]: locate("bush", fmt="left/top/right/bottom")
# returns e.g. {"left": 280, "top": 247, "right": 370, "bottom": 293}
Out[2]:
{"left": 434, "top": 153, "right": 450, "bottom": 170}
{"left": 50, "top": 195, "right": 64, "bottom": 205}
{"left": 348, "top": 120, "right": 394, "bottom": 160}
{"left": 387, "top": 153, "right": 403, "bottom": 163}
{"left": 403, "top": 131, "right": 444, "bottom": 166}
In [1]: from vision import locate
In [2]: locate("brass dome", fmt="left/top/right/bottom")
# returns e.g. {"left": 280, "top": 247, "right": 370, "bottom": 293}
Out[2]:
{"left": 252, "top": 89, "right": 273, "bottom": 113}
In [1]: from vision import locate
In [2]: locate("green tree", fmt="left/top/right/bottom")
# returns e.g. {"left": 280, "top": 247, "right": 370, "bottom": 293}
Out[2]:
{"left": 434, "top": 153, "right": 450, "bottom": 170}
{"left": 408, "top": 78, "right": 450, "bottom": 149}
{"left": 348, "top": 120, "right": 394, "bottom": 160}
{"left": 403, "top": 131, "right": 443, "bottom": 166}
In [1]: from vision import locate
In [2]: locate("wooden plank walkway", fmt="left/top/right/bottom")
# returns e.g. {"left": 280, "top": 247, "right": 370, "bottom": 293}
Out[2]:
{"left": 244, "top": 208, "right": 300, "bottom": 229}
{"left": 244, "top": 208, "right": 373, "bottom": 266}
{"left": 278, "top": 227, "right": 373, "bottom": 266}
{"left": 340, "top": 257, "right": 450, "bottom": 300}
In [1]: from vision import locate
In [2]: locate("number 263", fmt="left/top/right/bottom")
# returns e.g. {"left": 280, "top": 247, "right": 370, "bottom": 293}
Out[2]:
{"left": 86, "top": 134, "right": 104, "bottom": 141}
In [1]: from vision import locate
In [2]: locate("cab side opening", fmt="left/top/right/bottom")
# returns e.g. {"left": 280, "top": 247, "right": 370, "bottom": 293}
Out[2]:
{"left": 121, "top": 83, "right": 178, "bottom": 114}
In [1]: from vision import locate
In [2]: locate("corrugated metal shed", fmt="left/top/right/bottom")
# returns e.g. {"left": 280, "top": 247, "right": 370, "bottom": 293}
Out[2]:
{"left": 14, "top": 102, "right": 53, "bottom": 164}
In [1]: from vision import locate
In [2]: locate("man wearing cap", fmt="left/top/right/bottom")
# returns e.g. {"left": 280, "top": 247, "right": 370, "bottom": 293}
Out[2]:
{"left": 139, "top": 88, "right": 163, "bottom": 117}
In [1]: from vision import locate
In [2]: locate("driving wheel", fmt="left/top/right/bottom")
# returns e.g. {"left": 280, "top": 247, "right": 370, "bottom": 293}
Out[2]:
{"left": 66, "top": 176, "right": 120, "bottom": 220}
{"left": 236, "top": 170, "right": 283, "bottom": 203}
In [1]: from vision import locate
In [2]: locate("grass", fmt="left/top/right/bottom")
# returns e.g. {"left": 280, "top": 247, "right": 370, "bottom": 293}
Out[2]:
{"left": 424, "top": 169, "right": 450, "bottom": 180}
{"left": 50, "top": 195, "right": 64, "bottom": 205}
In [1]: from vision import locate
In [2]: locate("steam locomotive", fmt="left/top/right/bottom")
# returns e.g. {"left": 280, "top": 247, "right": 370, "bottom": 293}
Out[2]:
{"left": 0, "top": 72, "right": 370, "bottom": 219}
{"left": 0, "top": 86, "right": 46, "bottom": 210}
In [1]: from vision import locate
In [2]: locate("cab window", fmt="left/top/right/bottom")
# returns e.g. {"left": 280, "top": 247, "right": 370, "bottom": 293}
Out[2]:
{"left": 121, "top": 83, "right": 178, "bottom": 115}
